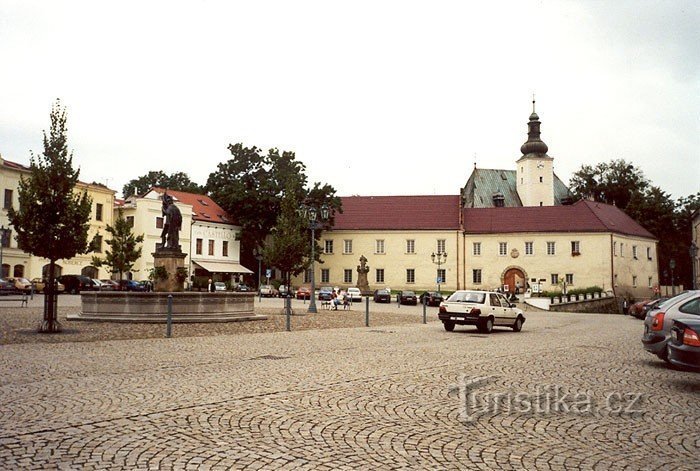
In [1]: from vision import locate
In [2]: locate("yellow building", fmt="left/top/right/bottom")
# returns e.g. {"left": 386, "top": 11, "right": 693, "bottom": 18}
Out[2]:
{"left": 0, "top": 155, "right": 116, "bottom": 280}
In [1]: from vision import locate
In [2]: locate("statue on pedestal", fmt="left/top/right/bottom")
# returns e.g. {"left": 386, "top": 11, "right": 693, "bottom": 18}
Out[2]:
{"left": 356, "top": 255, "right": 370, "bottom": 294}
{"left": 159, "top": 192, "right": 182, "bottom": 252}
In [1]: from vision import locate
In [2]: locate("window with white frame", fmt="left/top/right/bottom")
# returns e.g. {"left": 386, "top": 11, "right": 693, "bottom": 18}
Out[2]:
{"left": 620, "top": 242, "right": 624, "bottom": 257}
{"left": 304, "top": 269, "right": 312, "bottom": 283}
{"left": 648, "top": 276, "right": 653, "bottom": 288}
{"left": 613, "top": 241, "right": 617, "bottom": 256}
{"left": 406, "top": 239, "right": 415, "bottom": 254}
{"left": 376, "top": 269, "right": 384, "bottom": 283}
{"left": 647, "top": 247, "right": 652, "bottom": 260}
{"left": 551, "top": 273, "right": 559, "bottom": 285}
{"left": 547, "top": 242, "right": 556, "bottom": 255}
{"left": 632, "top": 246, "right": 638, "bottom": 259}
{"left": 571, "top": 241, "right": 580, "bottom": 255}
{"left": 525, "top": 241, "right": 533, "bottom": 255}
{"left": 344, "top": 269, "right": 353, "bottom": 284}
{"left": 376, "top": 239, "right": 385, "bottom": 254}
{"left": 321, "top": 269, "right": 330, "bottom": 283}
{"left": 499, "top": 242, "right": 507, "bottom": 256}
{"left": 437, "top": 269, "right": 446, "bottom": 283}
{"left": 324, "top": 240, "right": 333, "bottom": 254}
{"left": 437, "top": 239, "right": 446, "bottom": 254}
{"left": 472, "top": 269, "right": 482, "bottom": 284}
{"left": 344, "top": 240, "right": 352, "bottom": 254}
{"left": 473, "top": 242, "right": 481, "bottom": 256}
{"left": 632, "top": 275, "right": 637, "bottom": 287}
{"left": 406, "top": 269, "right": 415, "bottom": 284}
{"left": 565, "top": 273, "right": 574, "bottom": 284}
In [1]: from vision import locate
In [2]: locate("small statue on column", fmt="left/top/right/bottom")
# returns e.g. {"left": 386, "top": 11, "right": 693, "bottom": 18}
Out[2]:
{"left": 356, "top": 255, "right": 370, "bottom": 295}
{"left": 159, "top": 192, "right": 182, "bottom": 252}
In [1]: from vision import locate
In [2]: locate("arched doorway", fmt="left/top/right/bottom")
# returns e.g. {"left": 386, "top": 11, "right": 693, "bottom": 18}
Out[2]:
{"left": 82, "top": 266, "right": 98, "bottom": 279}
{"left": 503, "top": 267, "right": 526, "bottom": 294}
{"left": 13, "top": 265, "right": 24, "bottom": 278}
{"left": 42, "top": 264, "right": 63, "bottom": 279}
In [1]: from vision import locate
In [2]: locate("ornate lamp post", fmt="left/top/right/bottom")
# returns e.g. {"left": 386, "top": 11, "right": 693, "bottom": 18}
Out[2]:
{"left": 254, "top": 248, "right": 263, "bottom": 301}
{"left": 431, "top": 251, "right": 447, "bottom": 295}
{"left": 301, "top": 204, "right": 329, "bottom": 313}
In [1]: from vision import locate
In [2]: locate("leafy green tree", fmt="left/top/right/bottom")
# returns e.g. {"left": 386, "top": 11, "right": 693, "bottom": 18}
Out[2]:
{"left": 122, "top": 170, "right": 203, "bottom": 198}
{"left": 8, "top": 100, "right": 93, "bottom": 332}
{"left": 570, "top": 159, "right": 649, "bottom": 209}
{"left": 91, "top": 208, "right": 145, "bottom": 281}
{"left": 206, "top": 143, "right": 341, "bottom": 283}
{"left": 263, "top": 180, "right": 309, "bottom": 290}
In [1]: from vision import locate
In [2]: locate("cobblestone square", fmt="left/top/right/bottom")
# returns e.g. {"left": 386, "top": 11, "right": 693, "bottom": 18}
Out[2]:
{"left": 0, "top": 299, "right": 698, "bottom": 469}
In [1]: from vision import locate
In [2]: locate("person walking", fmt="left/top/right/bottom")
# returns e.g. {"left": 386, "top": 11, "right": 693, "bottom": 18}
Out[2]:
{"left": 208, "top": 278, "right": 215, "bottom": 292}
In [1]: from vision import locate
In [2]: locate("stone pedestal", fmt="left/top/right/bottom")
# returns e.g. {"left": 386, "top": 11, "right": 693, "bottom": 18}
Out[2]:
{"left": 152, "top": 250, "right": 187, "bottom": 292}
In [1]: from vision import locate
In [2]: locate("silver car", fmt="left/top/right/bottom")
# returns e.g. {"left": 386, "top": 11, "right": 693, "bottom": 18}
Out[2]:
{"left": 642, "top": 290, "right": 700, "bottom": 361}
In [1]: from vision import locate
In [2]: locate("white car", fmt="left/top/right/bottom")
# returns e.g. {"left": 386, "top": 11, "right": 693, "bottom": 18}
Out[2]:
{"left": 214, "top": 282, "right": 227, "bottom": 291}
{"left": 438, "top": 290, "right": 525, "bottom": 333}
{"left": 347, "top": 287, "right": 362, "bottom": 302}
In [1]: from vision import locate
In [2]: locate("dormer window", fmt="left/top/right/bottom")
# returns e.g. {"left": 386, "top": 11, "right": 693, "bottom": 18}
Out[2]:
{"left": 492, "top": 192, "right": 505, "bottom": 208}
{"left": 198, "top": 199, "right": 209, "bottom": 206}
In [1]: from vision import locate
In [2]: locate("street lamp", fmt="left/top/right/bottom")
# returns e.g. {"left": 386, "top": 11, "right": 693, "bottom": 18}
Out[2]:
{"left": 301, "top": 203, "right": 330, "bottom": 313}
{"left": 431, "top": 251, "right": 447, "bottom": 295}
{"left": 254, "top": 248, "right": 263, "bottom": 301}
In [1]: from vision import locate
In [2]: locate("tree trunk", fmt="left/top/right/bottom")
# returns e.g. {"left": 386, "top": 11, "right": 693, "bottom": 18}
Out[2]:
{"left": 39, "top": 260, "right": 61, "bottom": 333}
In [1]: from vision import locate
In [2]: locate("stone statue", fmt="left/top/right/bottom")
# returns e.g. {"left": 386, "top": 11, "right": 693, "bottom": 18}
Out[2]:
{"left": 356, "top": 255, "right": 370, "bottom": 294}
{"left": 160, "top": 192, "right": 182, "bottom": 251}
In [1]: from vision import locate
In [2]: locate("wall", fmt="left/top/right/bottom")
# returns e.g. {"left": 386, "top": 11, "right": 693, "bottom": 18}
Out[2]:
{"left": 610, "top": 233, "right": 659, "bottom": 300}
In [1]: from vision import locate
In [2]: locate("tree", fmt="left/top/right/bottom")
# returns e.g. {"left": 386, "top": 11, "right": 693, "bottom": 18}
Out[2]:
{"left": 569, "top": 159, "right": 649, "bottom": 209}
{"left": 91, "top": 208, "right": 145, "bottom": 281}
{"left": 8, "top": 100, "right": 93, "bottom": 333}
{"left": 206, "top": 143, "right": 341, "bottom": 283}
{"left": 122, "top": 170, "right": 203, "bottom": 198}
{"left": 263, "top": 180, "right": 309, "bottom": 290}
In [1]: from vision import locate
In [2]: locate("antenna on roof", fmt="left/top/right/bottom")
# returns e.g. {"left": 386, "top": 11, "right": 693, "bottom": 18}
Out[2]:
{"left": 473, "top": 153, "right": 477, "bottom": 169}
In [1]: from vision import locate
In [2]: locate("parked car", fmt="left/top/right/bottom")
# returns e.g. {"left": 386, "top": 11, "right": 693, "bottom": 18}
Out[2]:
{"left": 58, "top": 275, "right": 94, "bottom": 294}
{"left": 279, "top": 285, "right": 291, "bottom": 297}
{"left": 119, "top": 279, "right": 147, "bottom": 292}
{"left": 5, "top": 277, "right": 32, "bottom": 293}
{"left": 668, "top": 318, "right": 700, "bottom": 370}
{"left": 642, "top": 291, "right": 700, "bottom": 362}
{"left": 629, "top": 299, "right": 653, "bottom": 318}
{"left": 90, "top": 279, "right": 106, "bottom": 291}
{"left": 234, "top": 283, "right": 250, "bottom": 292}
{"left": 318, "top": 287, "right": 334, "bottom": 301}
{"left": 296, "top": 286, "right": 311, "bottom": 300}
{"left": 259, "top": 284, "right": 279, "bottom": 297}
{"left": 214, "top": 282, "right": 227, "bottom": 291}
{"left": 373, "top": 288, "right": 391, "bottom": 303}
{"left": 99, "top": 279, "right": 120, "bottom": 291}
{"left": 438, "top": 290, "right": 526, "bottom": 333}
{"left": 419, "top": 291, "right": 444, "bottom": 307}
{"left": 0, "top": 278, "right": 17, "bottom": 295}
{"left": 347, "top": 287, "right": 362, "bottom": 302}
{"left": 30, "top": 277, "right": 66, "bottom": 294}
{"left": 639, "top": 297, "right": 669, "bottom": 319}
{"left": 397, "top": 290, "right": 418, "bottom": 305}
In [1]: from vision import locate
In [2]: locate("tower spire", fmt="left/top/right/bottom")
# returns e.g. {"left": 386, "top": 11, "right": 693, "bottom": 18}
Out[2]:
{"left": 520, "top": 98, "right": 548, "bottom": 156}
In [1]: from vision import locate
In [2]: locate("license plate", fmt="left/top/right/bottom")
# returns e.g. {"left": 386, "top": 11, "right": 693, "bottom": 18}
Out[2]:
{"left": 671, "top": 330, "right": 678, "bottom": 342}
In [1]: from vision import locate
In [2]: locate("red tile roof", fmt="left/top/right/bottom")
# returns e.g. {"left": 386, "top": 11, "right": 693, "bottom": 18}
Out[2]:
{"left": 332, "top": 196, "right": 461, "bottom": 231}
{"left": 463, "top": 199, "right": 656, "bottom": 239}
{"left": 151, "top": 187, "right": 237, "bottom": 225}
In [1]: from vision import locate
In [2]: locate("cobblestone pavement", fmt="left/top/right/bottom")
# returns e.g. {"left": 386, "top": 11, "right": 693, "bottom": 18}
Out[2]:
{"left": 0, "top": 305, "right": 698, "bottom": 469}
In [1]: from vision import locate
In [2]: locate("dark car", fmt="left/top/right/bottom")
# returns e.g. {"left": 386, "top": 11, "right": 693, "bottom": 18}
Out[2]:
{"left": 119, "top": 279, "right": 146, "bottom": 292}
{"left": 318, "top": 287, "right": 334, "bottom": 301}
{"left": 234, "top": 283, "right": 250, "bottom": 292}
{"left": 373, "top": 289, "right": 391, "bottom": 303}
{"left": 0, "top": 278, "right": 16, "bottom": 295}
{"left": 419, "top": 291, "right": 444, "bottom": 307}
{"left": 639, "top": 297, "right": 668, "bottom": 319}
{"left": 58, "top": 275, "right": 94, "bottom": 294}
{"left": 668, "top": 318, "right": 700, "bottom": 370}
{"left": 397, "top": 290, "right": 418, "bottom": 305}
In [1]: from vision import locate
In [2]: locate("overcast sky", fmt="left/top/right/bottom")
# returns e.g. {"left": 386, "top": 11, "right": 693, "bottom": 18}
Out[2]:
{"left": 1, "top": 0, "right": 698, "bottom": 200}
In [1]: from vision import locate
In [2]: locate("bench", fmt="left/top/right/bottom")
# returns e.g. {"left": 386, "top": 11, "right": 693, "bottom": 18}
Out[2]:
{"left": 0, "top": 291, "right": 28, "bottom": 307}
{"left": 321, "top": 300, "right": 351, "bottom": 310}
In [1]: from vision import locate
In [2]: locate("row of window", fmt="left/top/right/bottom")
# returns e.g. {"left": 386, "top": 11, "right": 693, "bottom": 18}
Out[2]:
{"left": 323, "top": 239, "right": 447, "bottom": 255}
{"left": 305, "top": 268, "right": 447, "bottom": 285}
{"left": 473, "top": 241, "right": 577, "bottom": 257}
{"left": 195, "top": 239, "right": 229, "bottom": 257}
{"left": 613, "top": 241, "right": 653, "bottom": 260}
{"left": 614, "top": 274, "right": 654, "bottom": 288}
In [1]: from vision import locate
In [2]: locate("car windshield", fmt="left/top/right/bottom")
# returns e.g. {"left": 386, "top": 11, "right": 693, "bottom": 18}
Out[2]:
{"left": 447, "top": 291, "right": 486, "bottom": 304}
{"left": 377, "top": 289, "right": 389, "bottom": 295}
{"left": 403, "top": 291, "right": 415, "bottom": 296}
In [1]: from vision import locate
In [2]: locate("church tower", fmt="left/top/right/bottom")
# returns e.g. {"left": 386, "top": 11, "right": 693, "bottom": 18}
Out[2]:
{"left": 516, "top": 100, "right": 555, "bottom": 207}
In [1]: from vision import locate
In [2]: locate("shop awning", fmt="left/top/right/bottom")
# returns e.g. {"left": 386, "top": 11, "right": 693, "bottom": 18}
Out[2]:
{"left": 192, "top": 260, "right": 253, "bottom": 274}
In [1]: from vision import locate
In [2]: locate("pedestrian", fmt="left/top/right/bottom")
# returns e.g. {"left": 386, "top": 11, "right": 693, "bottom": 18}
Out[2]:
{"left": 208, "top": 278, "right": 215, "bottom": 292}
{"left": 623, "top": 298, "right": 629, "bottom": 315}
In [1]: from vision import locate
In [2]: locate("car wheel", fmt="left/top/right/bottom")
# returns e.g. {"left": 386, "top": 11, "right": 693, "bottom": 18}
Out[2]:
{"left": 512, "top": 316, "right": 524, "bottom": 332}
{"left": 443, "top": 321, "right": 455, "bottom": 332}
{"left": 662, "top": 343, "right": 672, "bottom": 364}
{"left": 479, "top": 317, "right": 494, "bottom": 334}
